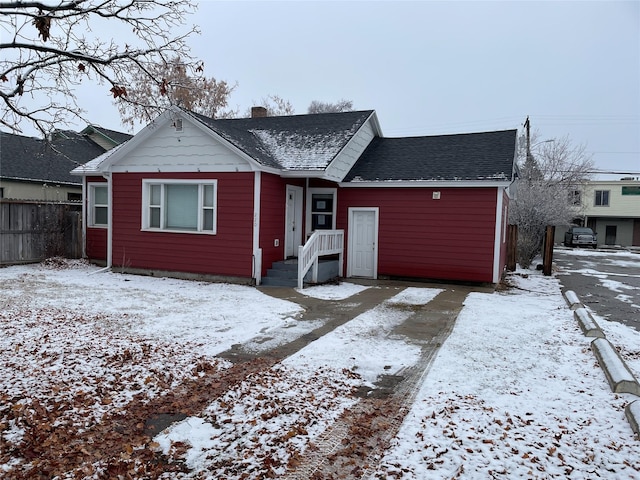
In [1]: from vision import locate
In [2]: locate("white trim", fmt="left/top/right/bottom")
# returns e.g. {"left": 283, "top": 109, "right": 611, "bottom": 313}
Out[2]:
{"left": 306, "top": 187, "right": 337, "bottom": 237}
{"left": 81, "top": 176, "right": 87, "bottom": 258}
{"left": 253, "top": 172, "right": 262, "bottom": 285}
{"left": 492, "top": 188, "right": 505, "bottom": 283}
{"left": 347, "top": 207, "right": 379, "bottom": 279}
{"left": 340, "top": 180, "right": 512, "bottom": 189}
{"left": 141, "top": 179, "right": 218, "bottom": 234}
{"left": 88, "top": 182, "right": 109, "bottom": 228}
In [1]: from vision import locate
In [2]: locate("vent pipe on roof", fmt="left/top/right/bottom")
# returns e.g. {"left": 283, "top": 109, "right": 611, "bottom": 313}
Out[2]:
{"left": 251, "top": 106, "right": 268, "bottom": 118}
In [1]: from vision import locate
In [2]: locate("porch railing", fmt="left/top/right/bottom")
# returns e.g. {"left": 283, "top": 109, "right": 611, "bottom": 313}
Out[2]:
{"left": 297, "top": 229, "right": 344, "bottom": 289}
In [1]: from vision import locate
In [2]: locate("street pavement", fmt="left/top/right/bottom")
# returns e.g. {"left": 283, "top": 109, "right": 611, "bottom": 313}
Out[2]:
{"left": 553, "top": 247, "right": 640, "bottom": 331}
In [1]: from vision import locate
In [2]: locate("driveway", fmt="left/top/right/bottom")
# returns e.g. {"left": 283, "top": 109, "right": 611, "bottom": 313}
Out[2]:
{"left": 553, "top": 248, "right": 640, "bottom": 330}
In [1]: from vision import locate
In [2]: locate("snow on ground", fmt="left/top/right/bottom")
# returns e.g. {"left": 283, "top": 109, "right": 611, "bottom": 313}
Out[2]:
{"left": 0, "top": 260, "right": 305, "bottom": 357}
{"left": 372, "top": 270, "right": 640, "bottom": 479}
{"left": 1, "top": 256, "right": 639, "bottom": 479}
{"left": 154, "top": 287, "right": 443, "bottom": 478}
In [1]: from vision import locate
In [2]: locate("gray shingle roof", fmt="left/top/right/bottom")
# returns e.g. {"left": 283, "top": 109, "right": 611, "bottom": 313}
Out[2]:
{"left": 189, "top": 110, "right": 375, "bottom": 170}
{"left": 343, "top": 129, "right": 518, "bottom": 182}
{"left": 1, "top": 131, "right": 112, "bottom": 185}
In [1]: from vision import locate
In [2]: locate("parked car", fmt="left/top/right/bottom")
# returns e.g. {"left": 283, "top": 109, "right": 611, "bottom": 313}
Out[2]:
{"left": 564, "top": 227, "right": 598, "bottom": 248}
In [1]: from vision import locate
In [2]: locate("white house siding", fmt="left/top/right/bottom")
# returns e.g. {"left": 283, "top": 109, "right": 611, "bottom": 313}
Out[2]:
{"left": 109, "top": 118, "right": 253, "bottom": 174}
{"left": 324, "top": 120, "right": 376, "bottom": 182}
{"left": 556, "top": 179, "right": 640, "bottom": 247}
{"left": 0, "top": 179, "right": 81, "bottom": 202}
{"left": 582, "top": 180, "right": 640, "bottom": 217}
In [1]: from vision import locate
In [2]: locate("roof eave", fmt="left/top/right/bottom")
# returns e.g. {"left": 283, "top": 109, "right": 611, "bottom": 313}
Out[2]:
{"left": 339, "top": 179, "right": 513, "bottom": 188}
{"left": 1, "top": 175, "right": 81, "bottom": 186}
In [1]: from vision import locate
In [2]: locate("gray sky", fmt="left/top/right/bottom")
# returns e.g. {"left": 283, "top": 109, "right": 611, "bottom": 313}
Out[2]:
{"left": 76, "top": 0, "right": 640, "bottom": 178}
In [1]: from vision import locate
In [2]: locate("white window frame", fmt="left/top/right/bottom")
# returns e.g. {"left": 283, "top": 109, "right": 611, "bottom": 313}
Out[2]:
{"left": 306, "top": 187, "right": 337, "bottom": 236}
{"left": 88, "top": 182, "right": 108, "bottom": 228}
{"left": 141, "top": 179, "right": 217, "bottom": 234}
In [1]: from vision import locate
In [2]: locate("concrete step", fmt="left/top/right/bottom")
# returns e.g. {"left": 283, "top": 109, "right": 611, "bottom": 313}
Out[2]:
{"left": 262, "top": 258, "right": 341, "bottom": 288}
{"left": 260, "top": 276, "right": 298, "bottom": 287}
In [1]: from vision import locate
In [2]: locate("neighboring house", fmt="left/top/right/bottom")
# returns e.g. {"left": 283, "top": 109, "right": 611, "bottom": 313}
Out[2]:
{"left": 559, "top": 178, "right": 640, "bottom": 247}
{"left": 71, "top": 106, "right": 518, "bottom": 285}
{"left": 0, "top": 127, "right": 131, "bottom": 202}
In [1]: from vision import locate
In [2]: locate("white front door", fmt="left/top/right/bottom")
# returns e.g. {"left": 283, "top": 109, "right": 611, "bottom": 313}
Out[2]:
{"left": 348, "top": 208, "right": 378, "bottom": 278}
{"left": 285, "top": 185, "right": 303, "bottom": 258}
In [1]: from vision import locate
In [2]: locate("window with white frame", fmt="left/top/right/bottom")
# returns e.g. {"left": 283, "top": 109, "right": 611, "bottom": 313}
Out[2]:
{"left": 594, "top": 190, "right": 610, "bottom": 207}
{"left": 142, "top": 180, "right": 217, "bottom": 233}
{"left": 89, "top": 183, "right": 108, "bottom": 227}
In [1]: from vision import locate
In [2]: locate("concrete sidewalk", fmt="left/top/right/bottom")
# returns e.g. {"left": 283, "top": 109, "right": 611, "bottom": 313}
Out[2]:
{"left": 221, "top": 280, "right": 492, "bottom": 375}
{"left": 249, "top": 280, "right": 494, "bottom": 479}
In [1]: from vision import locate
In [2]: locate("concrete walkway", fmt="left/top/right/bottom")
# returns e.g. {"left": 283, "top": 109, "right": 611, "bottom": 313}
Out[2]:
{"left": 221, "top": 279, "right": 494, "bottom": 479}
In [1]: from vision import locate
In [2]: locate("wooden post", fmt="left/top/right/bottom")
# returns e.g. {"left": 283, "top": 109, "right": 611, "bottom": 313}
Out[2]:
{"left": 543, "top": 225, "right": 555, "bottom": 276}
{"left": 506, "top": 224, "right": 518, "bottom": 271}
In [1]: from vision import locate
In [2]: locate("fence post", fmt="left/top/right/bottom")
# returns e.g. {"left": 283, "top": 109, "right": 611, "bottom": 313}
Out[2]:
{"left": 543, "top": 225, "right": 555, "bottom": 276}
{"left": 506, "top": 224, "right": 518, "bottom": 271}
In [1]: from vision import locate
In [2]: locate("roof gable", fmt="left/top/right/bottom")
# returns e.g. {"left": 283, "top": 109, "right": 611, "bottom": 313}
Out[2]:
{"left": 80, "top": 125, "right": 133, "bottom": 150}
{"left": 189, "top": 109, "right": 376, "bottom": 172}
{"left": 343, "top": 129, "right": 518, "bottom": 183}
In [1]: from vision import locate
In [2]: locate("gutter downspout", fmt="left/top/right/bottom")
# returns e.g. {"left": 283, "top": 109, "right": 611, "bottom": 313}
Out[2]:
{"left": 103, "top": 173, "right": 112, "bottom": 269}
{"left": 253, "top": 171, "right": 262, "bottom": 285}
{"left": 81, "top": 176, "right": 87, "bottom": 259}
{"left": 492, "top": 187, "right": 505, "bottom": 283}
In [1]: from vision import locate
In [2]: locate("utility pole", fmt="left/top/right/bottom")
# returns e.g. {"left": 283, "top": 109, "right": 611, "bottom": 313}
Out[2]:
{"left": 524, "top": 116, "right": 531, "bottom": 162}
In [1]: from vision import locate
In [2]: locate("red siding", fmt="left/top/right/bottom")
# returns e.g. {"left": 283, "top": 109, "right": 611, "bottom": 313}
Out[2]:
{"left": 86, "top": 228, "right": 107, "bottom": 261}
{"left": 111, "top": 172, "right": 255, "bottom": 278}
{"left": 259, "top": 175, "right": 305, "bottom": 276}
{"left": 338, "top": 187, "right": 499, "bottom": 283}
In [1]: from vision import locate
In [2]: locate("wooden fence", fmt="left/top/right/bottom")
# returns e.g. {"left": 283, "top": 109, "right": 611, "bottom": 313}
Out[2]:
{"left": 0, "top": 200, "right": 82, "bottom": 265}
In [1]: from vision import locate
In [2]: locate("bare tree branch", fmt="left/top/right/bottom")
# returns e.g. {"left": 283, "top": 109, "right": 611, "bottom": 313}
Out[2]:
{"left": 116, "top": 56, "right": 237, "bottom": 127}
{"left": 307, "top": 99, "right": 354, "bottom": 114}
{"left": 1, "top": 0, "right": 199, "bottom": 135}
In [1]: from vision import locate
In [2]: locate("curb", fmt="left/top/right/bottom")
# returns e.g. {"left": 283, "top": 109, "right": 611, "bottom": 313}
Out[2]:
{"left": 563, "top": 290, "right": 582, "bottom": 311}
{"left": 573, "top": 307, "right": 605, "bottom": 338}
{"left": 626, "top": 400, "right": 640, "bottom": 436}
{"left": 591, "top": 338, "right": 640, "bottom": 395}
{"left": 563, "top": 290, "right": 640, "bottom": 438}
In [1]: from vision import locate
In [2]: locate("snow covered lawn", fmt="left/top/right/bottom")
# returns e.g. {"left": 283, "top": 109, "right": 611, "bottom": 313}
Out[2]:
{"left": 1, "top": 258, "right": 638, "bottom": 479}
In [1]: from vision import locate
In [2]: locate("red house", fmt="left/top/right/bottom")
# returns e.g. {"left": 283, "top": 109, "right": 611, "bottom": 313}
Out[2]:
{"left": 71, "top": 107, "right": 517, "bottom": 287}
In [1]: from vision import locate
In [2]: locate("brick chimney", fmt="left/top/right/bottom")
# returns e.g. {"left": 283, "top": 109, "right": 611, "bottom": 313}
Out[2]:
{"left": 251, "top": 106, "right": 268, "bottom": 118}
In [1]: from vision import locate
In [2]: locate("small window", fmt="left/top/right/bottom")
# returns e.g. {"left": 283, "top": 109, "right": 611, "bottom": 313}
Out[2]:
{"left": 67, "top": 192, "right": 82, "bottom": 202}
{"left": 142, "top": 180, "right": 217, "bottom": 234}
{"left": 0, "top": 187, "right": 4, "bottom": 199}
{"left": 311, "top": 193, "right": 334, "bottom": 230}
{"left": 89, "top": 183, "right": 108, "bottom": 227}
{"left": 594, "top": 190, "right": 610, "bottom": 207}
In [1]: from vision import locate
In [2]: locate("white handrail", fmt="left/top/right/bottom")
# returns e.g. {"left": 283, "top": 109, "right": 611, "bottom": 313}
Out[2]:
{"left": 297, "top": 229, "right": 344, "bottom": 289}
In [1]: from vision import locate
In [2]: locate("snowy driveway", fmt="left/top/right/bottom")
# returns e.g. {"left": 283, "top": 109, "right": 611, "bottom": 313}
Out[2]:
{"left": 1, "top": 259, "right": 639, "bottom": 479}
